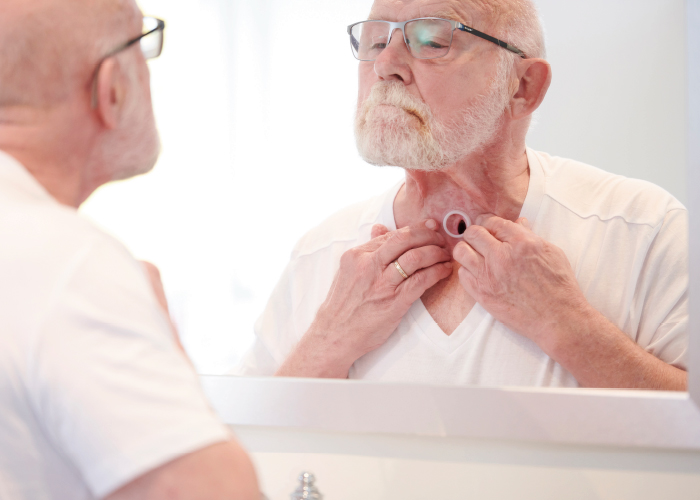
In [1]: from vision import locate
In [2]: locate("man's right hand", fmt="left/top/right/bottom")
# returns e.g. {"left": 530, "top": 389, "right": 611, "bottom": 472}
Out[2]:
{"left": 276, "top": 219, "right": 452, "bottom": 378}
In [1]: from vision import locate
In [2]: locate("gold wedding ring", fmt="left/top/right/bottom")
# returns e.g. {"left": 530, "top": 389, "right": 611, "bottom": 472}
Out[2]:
{"left": 393, "top": 260, "right": 409, "bottom": 280}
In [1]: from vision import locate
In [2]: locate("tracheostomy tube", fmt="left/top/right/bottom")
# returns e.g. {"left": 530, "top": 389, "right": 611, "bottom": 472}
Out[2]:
{"left": 442, "top": 210, "right": 472, "bottom": 239}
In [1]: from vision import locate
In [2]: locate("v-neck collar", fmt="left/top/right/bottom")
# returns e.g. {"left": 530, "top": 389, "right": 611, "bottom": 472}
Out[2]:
{"left": 386, "top": 147, "right": 547, "bottom": 349}
{"left": 408, "top": 298, "right": 491, "bottom": 353}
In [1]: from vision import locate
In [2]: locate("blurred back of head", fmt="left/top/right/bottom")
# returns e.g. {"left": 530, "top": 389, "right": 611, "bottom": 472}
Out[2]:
{"left": 0, "top": 0, "right": 137, "bottom": 108}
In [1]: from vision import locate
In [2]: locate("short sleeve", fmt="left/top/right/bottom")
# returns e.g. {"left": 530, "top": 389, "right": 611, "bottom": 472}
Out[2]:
{"left": 634, "top": 208, "right": 689, "bottom": 369}
{"left": 27, "top": 236, "right": 231, "bottom": 498}
{"left": 234, "top": 258, "right": 301, "bottom": 375}
{"left": 231, "top": 338, "right": 279, "bottom": 376}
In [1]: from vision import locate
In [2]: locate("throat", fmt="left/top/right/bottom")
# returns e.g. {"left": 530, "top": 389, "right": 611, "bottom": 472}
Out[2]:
{"left": 421, "top": 261, "right": 476, "bottom": 335}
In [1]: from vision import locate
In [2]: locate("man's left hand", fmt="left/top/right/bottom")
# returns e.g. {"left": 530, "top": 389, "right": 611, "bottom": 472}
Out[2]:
{"left": 453, "top": 214, "right": 587, "bottom": 354}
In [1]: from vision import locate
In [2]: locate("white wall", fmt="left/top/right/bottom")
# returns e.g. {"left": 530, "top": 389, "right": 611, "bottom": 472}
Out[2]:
{"left": 528, "top": 0, "right": 686, "bottom": 201}
{"left": 80, "top": 0, "right": 687, "bottom": 374}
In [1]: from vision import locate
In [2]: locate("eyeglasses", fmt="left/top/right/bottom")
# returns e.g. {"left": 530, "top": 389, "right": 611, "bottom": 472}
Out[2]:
{"left": 347, "top": 17, "right": 526, "bottom": 61}
{"left": 91, "top": 16, "right": 165, "bottom": 108}
{"left": 102, "top": 16, "right": 166, "bottom": 62}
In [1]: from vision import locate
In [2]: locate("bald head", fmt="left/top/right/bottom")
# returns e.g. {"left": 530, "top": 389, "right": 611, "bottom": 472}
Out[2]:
{"left": 0, "top": 0, "right": 140, "bottom": 107}
{"left": 367, "top": 0, "right": 545, "bottom": 60}
{"left": 464, "top": 0, "right": 545, "bottom": 59}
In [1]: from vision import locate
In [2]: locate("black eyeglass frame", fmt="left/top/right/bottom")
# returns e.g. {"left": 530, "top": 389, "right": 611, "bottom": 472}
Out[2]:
{"left": 347, "top": 17, "right": 527, "bottom": 61}
{"left": 102, "top": 16, "right": 166, "bottom": 62}
{"left": 90, "top": 17, "right": 166, "bottom": 108}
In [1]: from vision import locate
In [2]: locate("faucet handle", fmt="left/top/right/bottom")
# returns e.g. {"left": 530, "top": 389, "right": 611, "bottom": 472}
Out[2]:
{"left": 290, "top": 471, "right": 323, "bottom": 500}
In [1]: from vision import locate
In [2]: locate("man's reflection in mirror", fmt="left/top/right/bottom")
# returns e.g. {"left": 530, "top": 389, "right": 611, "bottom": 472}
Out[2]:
{"left": 235, "top": 0, "right": 687, "bottom": 390}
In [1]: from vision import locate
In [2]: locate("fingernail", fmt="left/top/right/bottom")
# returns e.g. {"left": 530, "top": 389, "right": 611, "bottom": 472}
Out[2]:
{"left": 425, "top": 219, "right": 437, "bottom": 230}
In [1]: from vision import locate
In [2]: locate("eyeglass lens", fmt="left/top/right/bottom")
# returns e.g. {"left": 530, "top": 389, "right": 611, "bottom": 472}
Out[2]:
{"left": 350, "top": 19, "right": 454, "bottom": 61}
{"left": 140, "top": 17, "right": 163, "bottom": 60}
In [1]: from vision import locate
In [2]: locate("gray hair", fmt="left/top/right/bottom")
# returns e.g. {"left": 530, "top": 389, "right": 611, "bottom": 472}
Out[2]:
{"left": 498, "top": 0, "right": 546, "bottom": 59}
{"left": 465, "top": 0, "right": 546, "bottom": 61}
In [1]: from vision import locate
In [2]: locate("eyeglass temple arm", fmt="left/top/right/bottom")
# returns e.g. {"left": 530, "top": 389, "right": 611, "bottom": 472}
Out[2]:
{"left": 456, "top": 23, "right": 527, "bottom": 58}
{"left": 104, "top": 19, "right": 166, "bottom": 60}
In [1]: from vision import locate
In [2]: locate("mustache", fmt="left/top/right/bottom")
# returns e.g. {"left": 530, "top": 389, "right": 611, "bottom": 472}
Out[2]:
{"left": 359, "top": 81, "right": 434, "bottom": 128}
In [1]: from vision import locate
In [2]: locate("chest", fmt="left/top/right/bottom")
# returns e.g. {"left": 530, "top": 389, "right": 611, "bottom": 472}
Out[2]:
{"left": 420, "top": 260, "right": 476, "bottom": 335}
{"left": 349, "top": 299, "right": 578, "bottom": 387}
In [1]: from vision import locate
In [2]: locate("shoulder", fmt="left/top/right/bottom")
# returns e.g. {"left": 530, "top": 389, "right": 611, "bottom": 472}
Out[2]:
{"left": 532, "top": 150, "right": 685, "bottom": 227}
{"left": 3, "top": 194, "right": 134, "bottom": 276}
{"left": 290, "top": 184, "right": 400, "bottom": 260}
{"left": 0, "top": 186, "right": 142, "bottom": 327}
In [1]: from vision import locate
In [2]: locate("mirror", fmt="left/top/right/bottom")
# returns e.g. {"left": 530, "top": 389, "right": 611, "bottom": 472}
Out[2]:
{"left": 81, "top": 0, "right": 689, "bottom": 391}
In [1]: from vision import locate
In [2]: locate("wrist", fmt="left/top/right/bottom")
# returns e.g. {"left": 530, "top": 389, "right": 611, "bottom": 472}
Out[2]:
{"left": 276, "top": 322, "right": 359, "bottom": 379}
{"left": 537, "top": 296, "right": 601, "bottom": 362}
{"left": 305, "top": 323, "right": 360, "bottom": 377}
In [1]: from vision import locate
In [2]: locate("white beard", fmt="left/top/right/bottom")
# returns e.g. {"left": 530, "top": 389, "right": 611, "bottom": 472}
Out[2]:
{"left": 354, "top": 54, "right": 513, "bottom": 172}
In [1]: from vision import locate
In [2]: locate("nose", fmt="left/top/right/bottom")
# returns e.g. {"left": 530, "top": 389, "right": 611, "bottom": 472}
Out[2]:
{"left": 373, "top": 28, "right": 413, "bottom": 84}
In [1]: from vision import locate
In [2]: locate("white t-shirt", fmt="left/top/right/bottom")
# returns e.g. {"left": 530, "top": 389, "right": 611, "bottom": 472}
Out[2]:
{"left": 0, "top": 151, "right": 231, "bottom": 500}
{"left": 236, "top": 148, "right": 688, "bottom": 387}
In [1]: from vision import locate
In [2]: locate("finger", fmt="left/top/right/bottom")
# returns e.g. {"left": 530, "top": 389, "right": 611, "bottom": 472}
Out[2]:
{"left": 140, "top": 261, "right": 168, "bottom": 312}
{"left": 371, "top": 224, "right": 390, "bottom": 239}
{"left": 457, "top": 266, "right": 479, "bottom": 298}
{"left": 376, "top": 219, "right": 446, "bottom": 265}
{"left": 516, "top": 217, "right": 531, "bottom": 230}
{"left": 474, "top": 213, "right": 527, "bottom": 242}
{"left": 453, "top": 241, "right": 484, "bottom": 273}
{"left": 356, "top": 229, "right": 393, "bottom": 253}
{"left": 140, "top": 261, "right": 187, "bottom": 357}
{"left": 461, "top": 224, "right": 500, "bottom": 258}
{"left": 140, "top": 260, "right": 161, "bottom": 280}
{"left": 386, "top": 245, "right": 451, "bottom": 286}
{"left": 398, "top": 261, "right": 453, "bottom": 303}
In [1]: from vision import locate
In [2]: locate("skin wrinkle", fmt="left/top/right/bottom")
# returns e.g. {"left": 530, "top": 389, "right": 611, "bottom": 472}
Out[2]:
{"left": 281, "top": 0, "right": 685, "bottom": 390}
{"left": 353, "top": 0, "right": 545, "bottom": 336}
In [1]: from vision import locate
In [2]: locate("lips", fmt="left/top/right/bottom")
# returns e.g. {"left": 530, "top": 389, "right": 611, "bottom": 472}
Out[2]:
{"left": 369, "top": 103, "right": 426, "bottom": 127}
{"left": 402, "top": 107, "right": 425, "bottom": 126}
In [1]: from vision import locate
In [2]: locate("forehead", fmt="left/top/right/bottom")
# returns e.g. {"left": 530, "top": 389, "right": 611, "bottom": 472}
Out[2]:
{"left": 368, "top": 0, "right": 477, "bottom": 24}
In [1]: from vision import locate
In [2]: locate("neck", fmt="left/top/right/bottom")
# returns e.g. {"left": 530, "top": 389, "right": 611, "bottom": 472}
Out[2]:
{"left": 394, "top": 143, "right": 530, "bottom": 247}
{"left": 0, "top": 103, "right": 98, "bottom": 208}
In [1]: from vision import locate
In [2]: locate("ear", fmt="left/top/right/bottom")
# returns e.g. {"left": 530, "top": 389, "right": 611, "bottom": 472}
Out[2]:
{"left": 93, "top": 58, "right": 126, "bottom": 130}
{"left": 510, "top": 58, "right": 552, "bottom": 120}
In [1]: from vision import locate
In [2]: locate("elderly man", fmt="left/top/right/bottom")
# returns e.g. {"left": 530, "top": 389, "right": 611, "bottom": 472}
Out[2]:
{"left": 237, "top": 0, "right": 687, "bottom": 390}
{"left": 0, "top": 0, "right": 259, "bottom": 499}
